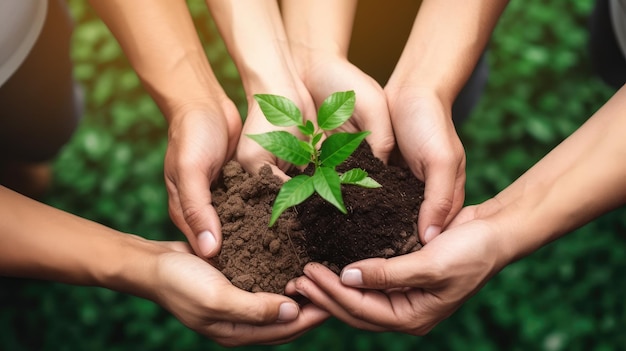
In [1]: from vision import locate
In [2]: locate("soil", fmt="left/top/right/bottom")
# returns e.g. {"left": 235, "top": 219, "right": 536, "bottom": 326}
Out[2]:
{"left": 213, "top": 144, "right": 425, "bottom": 294}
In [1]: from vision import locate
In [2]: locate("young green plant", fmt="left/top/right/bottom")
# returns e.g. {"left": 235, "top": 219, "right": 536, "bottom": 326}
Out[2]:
{"left": 248, "top": 90, "right": 381, "bottom": 226}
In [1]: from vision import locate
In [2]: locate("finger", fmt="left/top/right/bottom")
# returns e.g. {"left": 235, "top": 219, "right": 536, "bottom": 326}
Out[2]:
{"left": 210, "top": 287, "right": 301, "bottom": 324}
{"left": 225, "top": 109, "right": 243, "bottom": 159}
{"left": 301, "top": 263, "right": 434, "bottom": 331}
{"left": 417, "top": 160, "right": 465, "bottom": 244}
{"left": 172, "top": 170, "right": 223, "bottom": 258}
{"left": 234, "top": 142, "right": 291, "bottom": 182}
{"left": 339, "top": 251, "right": 438, "bottom": 290}
{"left": 292, "top": 269, "right": 387, "bottom": 332}
{"left": 210, "top": 303, "right": 330, "bottom": 347}
{"left": 155, "top": 240, "right": 194, "bottom": 254}
{"left": 352, "top": 92, "right": 395, "bottom": 164}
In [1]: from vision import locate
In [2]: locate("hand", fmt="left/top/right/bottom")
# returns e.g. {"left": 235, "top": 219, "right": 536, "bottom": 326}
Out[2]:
{"left": 164, "top": 103, "right": 242, "bottom": 258}
{"left": 284, "top": 211, "right": 508, "bottom": 335}
{"left": 153, "top": 242, "right": 330, "bottom": 346}
{"left": 235, "top": 82, "right": 317, "bottom": 180}
{"left": 385, "top": 89, "right": 466, "bottom": 243}
{"left": 297, "top": 55, "right": 395, "bottom": 163}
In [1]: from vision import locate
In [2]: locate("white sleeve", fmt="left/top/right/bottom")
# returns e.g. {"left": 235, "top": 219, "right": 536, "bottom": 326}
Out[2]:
{"left": 0, "top": 1, "right": 48, "bottom": 86}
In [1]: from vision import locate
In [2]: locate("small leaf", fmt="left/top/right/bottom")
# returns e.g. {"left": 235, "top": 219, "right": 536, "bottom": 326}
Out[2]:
{"left": 270, "top": 175, "right": 315, "bottom": 226}
{"left": 339, "top": 168, "right": 368, "bottom": 184}
{"left": 320, "top": 131, "right": 370, "bottom": 167}
{"left": 340, "top": 169, "right": 382, "bottom": 188}
{"left": 352, "top": 176, "right": 382, "bottom": 188}
{"left": 313, "top": 167, "right": 346, "bottom": 214}
{"left": 298, "top": 120, "right": 315, "bottom": 136}
{"left": 254, "top": 94, "right": 303, "bottom": 127}
{"left": 299, "top": 140, "right": 315, "bottom": 155}
{"left": 317, "top": 91, "right": 356, "bottom": 131}
{"left": 247, "top": 131, "right": 311, "bottom": 166}
{"left": 311, "top": 132, "right": 323, "bottom": 146}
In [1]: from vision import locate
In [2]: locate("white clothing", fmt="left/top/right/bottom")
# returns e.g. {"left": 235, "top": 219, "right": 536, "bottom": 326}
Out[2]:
{"left": 0, "top": 1, "right": 47, "bottom": 86}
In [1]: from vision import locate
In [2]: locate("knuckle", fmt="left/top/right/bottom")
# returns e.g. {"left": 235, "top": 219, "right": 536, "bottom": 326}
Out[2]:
{"left": 366, "top": 264, "right": 393, "bottom": 289}
{"left": 345, "top": 304, "right": 368, "bottom": 320}
{"left": 181, "top": 205, "right": 205, "bottom": 229}
{"left": 430, "top": 197, "right": 454, "bottom": 216}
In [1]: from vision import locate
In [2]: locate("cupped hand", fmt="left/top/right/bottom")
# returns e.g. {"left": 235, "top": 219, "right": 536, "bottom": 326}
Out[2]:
{"left": 284, "top": 215, "right": 508, "bottom": 335}
{"left": 297, "top": 55, "right": 395, "bottom": 163}
{"left": 153, "top": 247, "right": 329, "bottom": 346}
{"left": 385, "top": 89, "right": 466, "bottom": 243}
{"left": 164, "top": 101, "right": 242, "bottom": 258}
{"left": 235, "top": 82, "right": 317, "bottom": 180}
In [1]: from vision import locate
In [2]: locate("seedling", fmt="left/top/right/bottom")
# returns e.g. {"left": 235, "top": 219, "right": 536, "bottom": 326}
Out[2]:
{"left": 248, "top": 90, "right": 382, "bottom": 226}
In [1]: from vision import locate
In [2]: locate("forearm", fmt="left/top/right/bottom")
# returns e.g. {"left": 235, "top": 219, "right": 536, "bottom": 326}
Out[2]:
{"left": 387, "top": 0, "right": 508, "bottom": 105}
{"left": 204, "top": 0, "right": 298, "bottom": 93}
{"left": 88, "top": 0, "right": 225, "bottom": 120}
{"left": 0, "top": 186, "right": 165, "bottom": 300}
{"left": 281, "top": 0, "right": 357, "bottom": 64}
{"left": 487, "top": 87, "right": 626, "bottom": 262}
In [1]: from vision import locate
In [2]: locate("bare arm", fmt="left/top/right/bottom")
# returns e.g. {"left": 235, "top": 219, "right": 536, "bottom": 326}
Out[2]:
{"left": 280, "top": 0, "right": 395, "bottom": 162}
{"left": 478, "top": 85, "right": 626, "bottom": 259}
{"left": 0, "top": 185, "right": 163, "bottom": 294}
{"left": 204, "top": 0, "right": 316, "bottom": 177}
{"left": 387, "top": 0, "right": 508, "bottom": 104}
{"left": 88, "top": 0, "right": 242, "bottom": 258}
{"left": 385, "top": 0, "right": 509, "bottom": 243}
{"left": 0, "top": 186, "right": 328, "bottom": 345}
{"left": 286, "top": 86, "right": 626, "bottom": 335}
{"left": 88, "top": 0, "right": 226, "bottom": 118}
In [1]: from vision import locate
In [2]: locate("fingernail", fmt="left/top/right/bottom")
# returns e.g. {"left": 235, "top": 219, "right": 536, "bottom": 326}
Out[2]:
{"left": 277, "top": 302, "right": 299, "bottom": 322}
{"left": 198, "top": 230, "right": 216, "bottom": 256}
{"left": 424, "top": 225, "right": 441, "bottom": 243}
{"left": 341, "top": 268, "right": 363, "bottom": 286}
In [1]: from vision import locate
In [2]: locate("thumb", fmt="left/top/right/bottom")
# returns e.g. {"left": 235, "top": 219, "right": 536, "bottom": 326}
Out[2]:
{"left": 352, "top": 95, "right": 394, "bottom": 164}
{"left": 175, "top": 173, "right": 223, "bottom": 258}
{"left": 417, "top": 163, "right": 464, "bottom": 244}
{"left": 340, "top": 253, "right": 433, "bottom": 290}
{"left": 217, "top": 288, "right": 301, "bottom": 324}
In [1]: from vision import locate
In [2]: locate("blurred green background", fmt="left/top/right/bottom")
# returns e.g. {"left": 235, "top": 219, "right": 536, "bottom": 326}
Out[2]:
{"left": 2, "top": 0, "right": 625, "bottom": 350}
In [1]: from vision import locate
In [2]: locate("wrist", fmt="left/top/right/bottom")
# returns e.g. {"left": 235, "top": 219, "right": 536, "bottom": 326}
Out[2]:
{"left": 137, "top": 50, "right": 228, "bottom": 122}
{"left": 96, "top": 233, "right": 169, "bottom": 301}
{"left": 385, "top": 73, "right": 457, "bottom": 110}
{"left": 234, "top": 46, "right": 303, "bottom": 97}
{"left": 289, "top": 46, "right": 346, "bottom": 84}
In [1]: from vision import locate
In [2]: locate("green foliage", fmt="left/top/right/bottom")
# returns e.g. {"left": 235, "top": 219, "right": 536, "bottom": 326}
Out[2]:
{"left": 249, "top": 91, "right": 380, "bottom": 226}
{"left": 2, "top": 0, "right": 625, "bottom": 350}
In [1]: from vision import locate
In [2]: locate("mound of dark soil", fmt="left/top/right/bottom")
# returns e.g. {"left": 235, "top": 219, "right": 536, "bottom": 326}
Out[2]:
{"left": 213, "top": 144, "right": 424, "bottom": 294}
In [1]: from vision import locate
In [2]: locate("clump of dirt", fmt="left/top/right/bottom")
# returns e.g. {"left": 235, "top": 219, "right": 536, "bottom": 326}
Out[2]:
{"left": 295, "top": 144, "right": 424, "bottom": 270}
{"left": 213, "top": 144, "right": 424, "bottom": 294}
{"left": 212, "top": 162, "right": 308, "bottom": 293}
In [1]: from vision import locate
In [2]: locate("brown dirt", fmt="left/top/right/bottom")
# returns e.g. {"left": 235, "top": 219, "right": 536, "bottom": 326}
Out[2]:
{"left": 213, "top": 144, "right": 425, "bottom": 294}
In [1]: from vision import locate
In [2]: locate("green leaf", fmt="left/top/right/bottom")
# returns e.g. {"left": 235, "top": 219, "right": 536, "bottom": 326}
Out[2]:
{"left": 340, "top": 168, "right": 382, "bottom": 188}
{"left": 313, "top": 167, "right": 346, "bottom": 214}
{"left": 270, "top": 175, "right": 315, "bottom": 226}
{"left": 299, "top": 140, "right": 315, "bottom": 155}
{"left": 298, "top": 120, "right": 315, "bottom": 136}
{"left": 247, "top": 131, "right": 311, "bottom": 166}
{"left": 253, "top": 94, "right": 303, "bottom": 127}
{"left": 317, "top": 90, "right": 356, "bottom": 131}
{"left": 319, "top": 131, "right": 370, "bottom": 167}
{"left": 339, "top": 168, "right": 368, "bottom": 183}
{"left": 353, "top": 176, "right": 382, "bottom": 188}
{"left": 311, "top": 132, "right": 323, "bottom": 146}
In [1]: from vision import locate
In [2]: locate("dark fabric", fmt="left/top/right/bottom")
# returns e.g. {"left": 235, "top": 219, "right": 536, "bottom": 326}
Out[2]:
{"left": 0, "top": 0, "right": 81, "bottom": 163}
{"left": 589, "top": 0, "right": 626, "bottom": 89}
